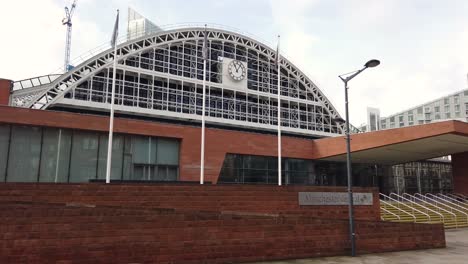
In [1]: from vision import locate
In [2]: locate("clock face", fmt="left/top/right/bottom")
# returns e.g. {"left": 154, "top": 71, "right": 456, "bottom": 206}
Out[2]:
{"left": 228, "top": 60, "right": 246, "bottom": 81}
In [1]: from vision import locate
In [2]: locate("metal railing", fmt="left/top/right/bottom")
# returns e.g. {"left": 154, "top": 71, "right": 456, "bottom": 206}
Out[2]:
{"left": 12, "top": 74, "right": 61, "bottom": 91}
{"left": 446, "top": 193, "right": 468, "bottom": 205}
{"left": 438, "top": 193, "right": 468, "bottom": 209}
{"left": 380, "top": 199, "right": 414, "bottom": 221}
{"left": 424, "top": 194, "right": 468, "bottom": 226}
{"left": 407, "top": 193, "right": 456, "bottom": 227}
{"left": 380, "top": 206, "right": 401, "bottom": 221}
{"left": 48, "top": 23, "right": 276, "bottom": 75}
{"left": 390, "top": 192, "right": 443, "bottom": 223}
{"left": 380, "top": 193, "right": 429, "bottom": 222}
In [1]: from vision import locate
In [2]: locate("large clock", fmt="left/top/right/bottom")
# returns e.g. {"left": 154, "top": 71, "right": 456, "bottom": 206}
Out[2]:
{"left": 228, "top": 60, "right": 246, "bottom": 81}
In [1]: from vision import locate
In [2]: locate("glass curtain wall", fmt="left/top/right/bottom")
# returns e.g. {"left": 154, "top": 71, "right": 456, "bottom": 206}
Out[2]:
{"left": 385, "top": 161, "right": 453, "bottom": 194}
{"left": 218, "top": 153, "right": 378, "bottom": 187}
{"left": 0, "top": 124, "right": 180, "bottom": 183}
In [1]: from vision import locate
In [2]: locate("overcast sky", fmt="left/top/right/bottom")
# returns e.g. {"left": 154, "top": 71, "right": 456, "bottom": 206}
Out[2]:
{"left": 1, "top": 0, "right": 468, "bottom": 126}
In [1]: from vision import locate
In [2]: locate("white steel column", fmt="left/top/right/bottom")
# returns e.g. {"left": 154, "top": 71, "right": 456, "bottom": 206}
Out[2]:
{"left": 54, "top": 129, "right": 62, "bottom": 183}
{"left": 200, "top": 26, "right": 208, "bottom": 184}
{"left": 277, "top": 35, "right": 282, "bottom": 186}
{"left": 105, "top": 10, "right": 119, "bottom": 184}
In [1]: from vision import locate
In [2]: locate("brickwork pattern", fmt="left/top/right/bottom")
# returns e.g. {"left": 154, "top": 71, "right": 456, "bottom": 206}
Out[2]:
{"left": 0, "top": 79, "right": 11, "bottom": 105}
{"left": 0, "top": 183, "right": 381, "bottom": 221}
{"left": 452, "top": 151, "right": 468, "bottom": 194}
{"left": 0, "top": 183, "right": 446, "bottom": 263}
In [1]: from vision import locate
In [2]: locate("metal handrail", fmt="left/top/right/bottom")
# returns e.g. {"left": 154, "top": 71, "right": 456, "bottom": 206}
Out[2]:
{"left": 454, "top": 193, "right": 468, "bottom": 200}
{"left": 12, "top": 74, "right": 61, "bottom": 91}
{"left": 395, "top": 193, "right": 444, "bottom": 223}
{"left": 389, "top": 192, "right": 439, "bottom": 223}
{"left": 425, "top": 194, "right": 468, "bottom": 225}
{"left": 436, "top": 193, "right": 468, "bottom": 210}
{"left": 447, "top": 193, "right": 468, "bottom": 204}
{"left": 380, "top": 199, "right": 414, "bottom": 221}
{"left": 380, "top": 206, "right": 401, "bottom": 221}
{"left": 411, "top": 193, "right": 457, "bottom": 227}
{"left": 380, "top": 193, "right": 429, "bottom": 222}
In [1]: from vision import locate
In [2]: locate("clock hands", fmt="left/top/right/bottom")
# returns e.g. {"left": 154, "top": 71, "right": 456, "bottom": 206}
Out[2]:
{"left": 234, "top": 62, "right": 242, "bottom": 73}
{"left": 228, "top": 60, "right": 245, "bottom": 81}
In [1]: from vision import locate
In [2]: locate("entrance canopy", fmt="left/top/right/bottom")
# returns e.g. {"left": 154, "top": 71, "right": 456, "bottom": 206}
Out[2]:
{"left": 312, "top": 120, "right": 468, "bottom": 165}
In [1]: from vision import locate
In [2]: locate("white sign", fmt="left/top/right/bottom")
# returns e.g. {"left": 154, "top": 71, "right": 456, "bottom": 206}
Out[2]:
{"left": 298, "top": 192, "right": 373, "bottom": 206}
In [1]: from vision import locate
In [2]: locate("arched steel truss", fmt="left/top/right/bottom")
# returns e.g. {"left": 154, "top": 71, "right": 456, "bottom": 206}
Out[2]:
{"left": 12, "top": 27, "right": 344, "bottom": 137}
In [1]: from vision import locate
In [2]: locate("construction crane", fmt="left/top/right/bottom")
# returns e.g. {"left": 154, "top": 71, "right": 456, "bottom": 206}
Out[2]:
{"left": 62, "top": 0, "right": 77, "bottom": 72}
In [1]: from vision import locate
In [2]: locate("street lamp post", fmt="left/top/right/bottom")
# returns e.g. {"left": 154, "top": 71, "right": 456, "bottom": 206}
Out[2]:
{"left": 337, "top": 59, "right": 380, "bottom": 257}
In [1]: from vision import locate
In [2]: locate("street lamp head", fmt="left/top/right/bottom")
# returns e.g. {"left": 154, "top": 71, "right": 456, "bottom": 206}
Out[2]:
{"left": 364, "top": 59, "right": 380, "bottom": 68}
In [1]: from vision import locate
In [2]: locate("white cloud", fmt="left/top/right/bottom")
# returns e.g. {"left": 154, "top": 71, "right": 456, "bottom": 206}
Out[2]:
{"left": 268, "top": 0, "right": 468, "bottom": 125}
{"left": 0, "top": 0, "right": 110, "bottom": 80}
{"left": 2, "top": 0, "right": 468, "bottom": 127}
{"left": 0, "top": 0, "right": 64, "bottom": 80}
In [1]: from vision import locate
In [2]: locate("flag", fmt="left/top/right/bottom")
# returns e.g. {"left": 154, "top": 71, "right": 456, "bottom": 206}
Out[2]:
{"left": 276, "top": 35, "right": 280, "bottom": 65}
{"left": 110, "top": 10, "right": 119, "bottom": 47}
{"left": 202, "top": 25, "right": 208, "bottom": 60}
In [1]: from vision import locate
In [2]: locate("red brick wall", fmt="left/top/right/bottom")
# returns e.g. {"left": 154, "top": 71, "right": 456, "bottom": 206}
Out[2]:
{"left": 0, "top": 201, "right": 445, "bottom": 263}
{"left": 0, "top": 106, "right": 321, "bottom": 183}
{"left": 452, "top": 151, "right": 468, "bottom": 194}
{"left": 0, "top": 183, "right": 381, "bottom": 221}
{"left": 1, "top": 106, "right": 467, "bottom": 187}
{"left": 0, "top": 79, "right": 11, "bottom": 105}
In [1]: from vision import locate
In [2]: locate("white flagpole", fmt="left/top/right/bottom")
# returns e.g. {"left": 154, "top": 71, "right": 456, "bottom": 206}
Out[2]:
{"left": 106, "top": 9, "right": 119, "bottom": 184}
{"left": 277, "top": 35, "right": 282, "bottom": 186}
{"left": 200, "top": 25, "right": 208, "bottom": 184}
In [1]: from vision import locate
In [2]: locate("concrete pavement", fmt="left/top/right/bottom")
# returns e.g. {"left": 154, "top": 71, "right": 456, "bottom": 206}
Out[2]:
{"left": 250, "top": 228, "right": 468, "bottom": 264}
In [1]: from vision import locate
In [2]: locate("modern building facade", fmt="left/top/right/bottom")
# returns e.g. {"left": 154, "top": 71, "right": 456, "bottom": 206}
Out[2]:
{"left": 2, "top": 17, "right": 468, "bottom": 195}
{"left": 358, "top": 85, "right": 468, "bottom": 193}
{"left": 362, "top": 88, "right": 468, "bottom": 132}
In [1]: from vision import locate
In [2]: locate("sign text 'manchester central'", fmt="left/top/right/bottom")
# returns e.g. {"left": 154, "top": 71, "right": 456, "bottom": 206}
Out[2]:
{"left": 298, "top": 192, "right": 373, "bottom": 206}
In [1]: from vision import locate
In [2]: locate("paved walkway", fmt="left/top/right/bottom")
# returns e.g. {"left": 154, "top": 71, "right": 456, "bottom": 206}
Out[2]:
{"left": 251, "top": 228, "right": 468, "bottom": 264}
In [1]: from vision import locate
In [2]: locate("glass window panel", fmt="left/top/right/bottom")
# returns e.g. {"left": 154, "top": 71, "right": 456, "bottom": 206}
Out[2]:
{"left": 244, "top": 155, "right": 267, "bottom": 169}
{"left": 0, "top": 125, "right": 10, "bottom": 182}
{"left": 122, "top": 136, "right": 133, "bottom": 180}
{"left": 156, "top": 166, "right": 167, "bottom": 181}
{"left": 132, "top": 136, "right": 150, "bottom": 164}
{"left": 157, "top": 138, "right": 179, "bottom": 165}
{"left": 219, "top": 166, "right": 240, "bottom": 183}
{"left": 167, "top": 167, "right": 178, "bottom": 181}
{"left": 131, "top": 165, "right": 148, "bottom": 181}
{"left": 267, "top": 169, "right": 278, "bottom": 184}
{"left": 289, "top": 171, "right": 308, "bottom": 184}
{"left": 244, "top": 168, "right": 267, "bottom": 183}
{"left": 150, "top": 137, "right": 157, "bottom": 164}
{"left": 97, "top": 134, "right": 124, "bottom": 181}
{"left": 7, "top": 126, "right": 42, "bottom": 182}
{"left": 57, "top": 130, "right": 72, "bottom": 182}
{"left": 39, "top": 128, "right": 62, "bottom": 182}
{"left": 69, "top": 131, "right": 99, "bottom": 182}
